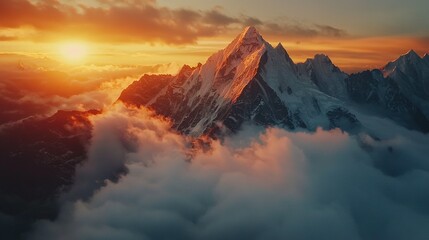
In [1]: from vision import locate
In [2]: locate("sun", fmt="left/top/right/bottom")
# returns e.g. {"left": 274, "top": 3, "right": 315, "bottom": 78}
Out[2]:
{"left": 59, "top": 41, "right": 88, "bottom": 63}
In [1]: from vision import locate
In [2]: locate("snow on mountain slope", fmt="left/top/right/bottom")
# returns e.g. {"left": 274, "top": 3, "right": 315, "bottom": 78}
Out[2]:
{"left": 297, "top": 54, "right": 349, "bottom": 100}
{"left": 383, "top": 50, "right": 429, "bottom": 100}
{"left": 118, "top": 74, "right": 173, "bottom": 106}
{"left": 346, "top": 70, "right": 429, "bottom": 132}
{"left": 121, "top": 27, "right": 268, "bottom": 135}
{"left": 119, "top": 27, "right": 361, "bottom": 135}
{"left": 251, "top": 39, "right": 358, "bottom": 131}
{"left": 382, "top": 50, "right": 429, "bottom": 118}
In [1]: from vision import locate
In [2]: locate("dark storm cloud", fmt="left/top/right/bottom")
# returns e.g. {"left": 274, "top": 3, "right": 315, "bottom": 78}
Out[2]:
{"left": 29, "top": 106, "right": 429, "bottom": 240}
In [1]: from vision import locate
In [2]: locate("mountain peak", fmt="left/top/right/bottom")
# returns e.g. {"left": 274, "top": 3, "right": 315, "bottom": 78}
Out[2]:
{"left": 405, "top": 49, "right": 419, "bottom": 56}
{"left": 275, "top": 42, "right": 295, "bottom": 65}
{"left": 221, "top": 26, "right": 266, "bottom": 67}
{"left": 401, "top": 49, "right": 421, "bottom": 61}
{"left": 176, "top": 64, "right": 196, "bottom": 79}
{"left": 274, "top": 42, "right": 287, "bottom": 55}
{"left": 237, "top": 26, "right": 264, "bottom": 44}
{"left": 177, "top": 64, "right": 193, "bottom": 74}
{"left": 313, "top": 54, "right": 332, "bottom": 64}
{"left": 241, "top": 26, "right": 259, "bottom": 37}
{"left": 275, "top": 42, "right": 284, "bottom": 49}
{"left": 383, "top": 50, "right": 424, "bottom": 75}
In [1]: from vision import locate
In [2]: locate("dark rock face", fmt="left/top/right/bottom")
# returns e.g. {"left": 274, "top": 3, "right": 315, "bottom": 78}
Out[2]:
{"left": 296, "top": 54, "right": 348, "bottom": 100}
{"left": 346, "top": 71, "right": 380, "bottom": 103}
{"left": 383, "top": 50, "right": 429, "bottom": 101}
{"left": 118, "top": 74, "right": 173, "bottom": 106}
{"left": 220, "top": 72, "right": 296, "bottom": 133}
{"left": 0, "top": 109, "right": 100, "bottom": 238}
{"left": 423, "top": 54, "right": 429, "bottom": 64}
{"left": 346, "top": 70, "right": 429, "bottom": 132}
{"left": 0, "top": 110, "right": 100, "bottom": 200}
{"left": 326, "top": 107, "right": 360, "bottom": 131}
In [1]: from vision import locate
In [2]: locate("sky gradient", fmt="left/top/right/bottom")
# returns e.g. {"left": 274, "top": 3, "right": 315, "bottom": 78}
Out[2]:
{"left": 0, "top": 0, "right": 428, "bottom": 72}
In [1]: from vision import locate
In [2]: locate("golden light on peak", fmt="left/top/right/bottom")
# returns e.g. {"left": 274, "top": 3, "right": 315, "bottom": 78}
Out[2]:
{"left": 58, "top": 41, "right": 89, "bottom": 63}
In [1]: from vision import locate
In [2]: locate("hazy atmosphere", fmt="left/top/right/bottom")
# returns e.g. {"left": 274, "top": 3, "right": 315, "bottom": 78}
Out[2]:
{"left": 1, "top": 0, "right": 428, "bottom": 71}
{"left": 1, "top": 1, "right": 428, "bottom": 239}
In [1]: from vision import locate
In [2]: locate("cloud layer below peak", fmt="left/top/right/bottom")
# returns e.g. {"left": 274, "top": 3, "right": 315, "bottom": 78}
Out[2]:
{"left": 29, "top": 105, "right": 429, "bottom": 240}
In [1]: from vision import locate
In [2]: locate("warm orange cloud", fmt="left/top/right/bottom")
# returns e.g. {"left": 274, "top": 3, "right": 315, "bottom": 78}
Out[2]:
{"left": 0, "top": 0, "right": 238, "bottom": 44}
{"left": 0, "top": 0, "right": 427, "bottom": 73}
{"left": 0, "top": 52, "right": 181, "bottom": 125}
{"left": 0, "top": 0, "right": 353, "bottom": 44}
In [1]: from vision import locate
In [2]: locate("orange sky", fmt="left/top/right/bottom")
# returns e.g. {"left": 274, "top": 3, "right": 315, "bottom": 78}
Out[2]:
{"left": 0, "top": 0, "right": 428, "bottom": 73}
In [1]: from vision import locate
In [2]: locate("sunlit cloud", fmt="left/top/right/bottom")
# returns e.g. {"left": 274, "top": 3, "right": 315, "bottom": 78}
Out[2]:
{"left": 0, "top": 52, "right": 181, "bottom": 125}
{"left": 28, "top": 105, "right": 429, "bottom": 240}
{"left": 1, "top": 0, "right": 427, "bottom": 72}
{"left": 0, "top": 0, "right": 356, "bottom": 44}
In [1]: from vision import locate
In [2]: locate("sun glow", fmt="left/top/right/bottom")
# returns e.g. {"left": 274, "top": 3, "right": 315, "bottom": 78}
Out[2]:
{"left": 59, "top": 42, "right": 89, "bottom": 63}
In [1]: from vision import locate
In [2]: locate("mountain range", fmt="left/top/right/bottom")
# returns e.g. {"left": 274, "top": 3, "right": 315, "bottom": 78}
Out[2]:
{"left": 119, "top": 26, "right": 429, "bottom": 136}
{"left": 1, "top": 26, "right": 428, "bottom": 237}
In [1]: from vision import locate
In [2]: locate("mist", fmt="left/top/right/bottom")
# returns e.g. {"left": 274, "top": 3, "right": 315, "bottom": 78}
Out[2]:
{"left": 28, "top": 105, "right": 429, "bottom": 240}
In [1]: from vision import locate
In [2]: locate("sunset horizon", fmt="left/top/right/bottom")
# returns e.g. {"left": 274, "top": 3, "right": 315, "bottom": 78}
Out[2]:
{"left": 1, "top": 1, "right": 429, "bottom": 239}
{"left": 1, "top": 1, "right": 428, "bottom": 73}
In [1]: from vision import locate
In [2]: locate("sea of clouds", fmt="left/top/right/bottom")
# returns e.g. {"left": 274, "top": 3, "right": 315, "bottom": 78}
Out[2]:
{"left": 25, "top": 104, "right": 429, "bottom": 240}
{"left": 0, "top": 54, "right": 180, "bottom": 126}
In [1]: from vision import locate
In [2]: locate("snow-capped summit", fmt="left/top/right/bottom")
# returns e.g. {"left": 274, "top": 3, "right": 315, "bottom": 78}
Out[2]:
{"left": 383, "top": 50, "right": 424, "bottom": 75}
{"left": 382, "top": 49, "right": 429, "bottom": 102}
{"left": 120, "top": 26, "right": 359, "bottom": 135}
{"left": 405, "top": 49, "right": 421, "bottom": 59}
{"left": 119, "top": 27, "right": 429, "bottom": 135}
{"left": 120, "top": 27, "right": 270, "bottom": 135}
{"left": 313, "top": 54, "right": 332, "bottom": 63}
{"left": 222, "top": 26, "right": 265, "bottom": 59}
{"left": 239, "top": 26, "right": 263, "bottom": 42}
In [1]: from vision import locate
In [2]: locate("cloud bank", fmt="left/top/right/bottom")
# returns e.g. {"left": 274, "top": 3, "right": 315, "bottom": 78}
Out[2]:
{"left": 28, "top": 105, "right": 429, "bottom": 240}
{"left": 0, "top": 54, "right": 180, "bottom": 125}
{"left": 0, "top": 0, "right": 348, "bottom": 44}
